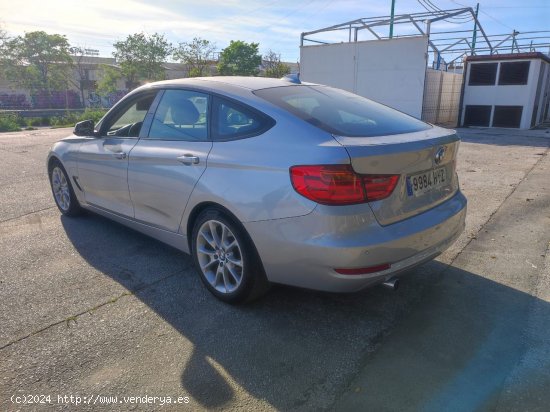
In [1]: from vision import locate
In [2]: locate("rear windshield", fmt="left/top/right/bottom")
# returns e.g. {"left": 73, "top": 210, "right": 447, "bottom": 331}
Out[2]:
{"left": 254, "top": 85, "right": 431, "bottom": 137}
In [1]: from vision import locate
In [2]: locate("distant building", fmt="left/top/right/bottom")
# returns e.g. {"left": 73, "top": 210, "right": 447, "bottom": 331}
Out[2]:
{"left": 0, "top": 56, "right": 298, "bottom": 110}
{"left": 460, "top": 53, "right": 550, "bottom": 129}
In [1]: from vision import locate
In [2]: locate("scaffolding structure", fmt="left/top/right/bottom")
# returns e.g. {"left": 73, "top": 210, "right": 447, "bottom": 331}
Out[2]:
{"left": 300, "top": 8, "right": 550, "bottom": 71}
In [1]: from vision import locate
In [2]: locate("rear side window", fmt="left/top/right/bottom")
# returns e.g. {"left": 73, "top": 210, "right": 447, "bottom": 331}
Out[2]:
{"left": 254, "top": 85, "right": 430, "bottom": 137}
{"left": 212, "top": 96, "right": 274, "bottom": 140}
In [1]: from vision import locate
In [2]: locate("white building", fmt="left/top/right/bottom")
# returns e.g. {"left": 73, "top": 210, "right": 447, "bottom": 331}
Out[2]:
{"left": 460, "top": 52, "right": 550, "bottom": 129}
{"left": 301, "top": 36, "right": 429, "bottom": 119}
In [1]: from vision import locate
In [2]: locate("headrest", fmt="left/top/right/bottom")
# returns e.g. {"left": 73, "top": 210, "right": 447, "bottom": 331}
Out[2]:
{"left": 170, "top": 98, "right": 200, "bottom": 125}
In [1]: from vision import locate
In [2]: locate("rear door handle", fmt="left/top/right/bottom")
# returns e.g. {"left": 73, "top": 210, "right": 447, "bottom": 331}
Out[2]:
{"left": 113, "top": 151, "right": 127, "bottom": 159}
{"left": 177, "top": 154, "right": 200, "bottom": 165}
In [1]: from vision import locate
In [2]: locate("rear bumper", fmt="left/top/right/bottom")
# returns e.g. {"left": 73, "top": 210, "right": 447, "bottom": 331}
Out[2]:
{"left": 244, "top": 190, "right": 466, "bottom": 292}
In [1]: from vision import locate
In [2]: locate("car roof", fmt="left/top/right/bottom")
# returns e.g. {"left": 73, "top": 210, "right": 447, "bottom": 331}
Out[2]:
{"left": 145, "top": 76, "right": 316, "bottom": 92}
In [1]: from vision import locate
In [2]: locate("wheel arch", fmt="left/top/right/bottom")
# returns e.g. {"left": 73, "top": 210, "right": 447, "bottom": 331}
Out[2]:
{"left": 47, "top": 154, "right": 83, "bottom": 216}
{"left": 47, "top": 154, "right": 63, "bottom": 173}
{"left": 186, "top": 201, "right": 265, "bottom": 273}
{"left": 186, "top": 201, "right": 243, "bottom": 250}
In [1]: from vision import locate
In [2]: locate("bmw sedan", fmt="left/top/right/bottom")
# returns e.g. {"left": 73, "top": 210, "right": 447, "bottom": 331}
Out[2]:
{"left": 47, "top": 76, "right": 466, "bottom": 303}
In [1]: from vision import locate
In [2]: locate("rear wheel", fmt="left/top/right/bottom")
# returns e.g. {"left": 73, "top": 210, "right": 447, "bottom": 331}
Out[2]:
{"left": 49, "top": 161, "right": 82, "bottom": 216}
{"left": 191, "top": 209, "right": 269, "bottom": 303}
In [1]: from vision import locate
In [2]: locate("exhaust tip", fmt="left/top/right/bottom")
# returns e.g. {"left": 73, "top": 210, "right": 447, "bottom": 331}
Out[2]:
{"left": 382, "top": 277, "right": 399, "bottom": 291}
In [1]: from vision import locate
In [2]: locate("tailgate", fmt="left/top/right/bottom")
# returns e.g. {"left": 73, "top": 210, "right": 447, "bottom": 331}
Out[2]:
{"left": 334, "top": 127, "right": 461, "bottom": 226}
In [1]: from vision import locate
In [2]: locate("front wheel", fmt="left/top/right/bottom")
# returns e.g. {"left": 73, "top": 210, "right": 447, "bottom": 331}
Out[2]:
{"left": 191, "top": 209, "right": 269, "bottom": 303}
{"left": 49, "top": 161, "right": 82, "bottom": 216}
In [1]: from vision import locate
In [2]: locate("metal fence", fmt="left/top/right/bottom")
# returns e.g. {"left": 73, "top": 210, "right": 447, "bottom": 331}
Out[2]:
{"left": 422, "top": 69, "right": 463, "bottom": 127}
{"left": 0, "top": 89, "right": 128, "bottom": 111}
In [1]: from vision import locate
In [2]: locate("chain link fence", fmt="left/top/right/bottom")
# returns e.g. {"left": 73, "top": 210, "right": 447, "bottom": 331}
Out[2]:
{"left": 422, "top": 69, "right": 463, "bottom": 128}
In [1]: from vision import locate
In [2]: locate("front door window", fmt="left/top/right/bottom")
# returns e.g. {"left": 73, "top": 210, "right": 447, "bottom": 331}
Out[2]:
{"left": 103, "top": 94, "right": 157, "bottom": 137}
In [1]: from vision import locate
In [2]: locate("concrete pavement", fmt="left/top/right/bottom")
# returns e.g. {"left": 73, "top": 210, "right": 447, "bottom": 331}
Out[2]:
{"left": 334, "top": 132, "right": 550, "bottom": 411}
{"left": 0, "top": 127, "right": 549, "bottom": 411}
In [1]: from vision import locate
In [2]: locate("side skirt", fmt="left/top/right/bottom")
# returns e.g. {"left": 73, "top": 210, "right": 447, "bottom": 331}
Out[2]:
{"left": 84, "top": 204, "right": 190, "bottom": 254}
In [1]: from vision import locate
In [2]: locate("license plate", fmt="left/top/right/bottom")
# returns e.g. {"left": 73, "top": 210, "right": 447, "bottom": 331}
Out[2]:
{"left": 406, "top": 167, "right": 447, "bottom": 197}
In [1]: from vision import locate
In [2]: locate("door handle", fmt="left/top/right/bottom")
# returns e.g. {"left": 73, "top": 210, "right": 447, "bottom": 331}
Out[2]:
{"left": 177, "top": 154, "right": 200, "bottom": 165}
{"left": 113, "top": 152, "right": 127, "bottom": 159}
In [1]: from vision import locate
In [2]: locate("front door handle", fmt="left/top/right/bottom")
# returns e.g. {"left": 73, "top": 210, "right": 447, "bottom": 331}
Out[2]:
{"left": 177, "top": 154, "right": 200, "bottom": 165}
{"left": 113, "top": 151, "right": 127, "bottom": 159}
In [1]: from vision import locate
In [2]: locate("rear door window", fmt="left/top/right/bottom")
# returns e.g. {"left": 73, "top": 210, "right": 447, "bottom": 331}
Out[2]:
{"left": 254, "top": 85, "right": 430, "bottom": 137}
{"left": 212, "top": 96, "right": 274, "bottom": 141}
{"left": 148, "top": 90, "right": 209, "bottom": 141}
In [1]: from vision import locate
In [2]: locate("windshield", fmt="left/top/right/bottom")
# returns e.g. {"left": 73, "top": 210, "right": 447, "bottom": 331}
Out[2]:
{"left": 254, "top": 85, "right": 431, "bottom": 137}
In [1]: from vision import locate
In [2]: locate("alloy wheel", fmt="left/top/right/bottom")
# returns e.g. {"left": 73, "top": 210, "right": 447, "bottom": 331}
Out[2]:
{"left": 51, "top": 166, "right": 71, "bottom": 211}
{"left": 196, "top": 219, "right": 244, "bottom": 294}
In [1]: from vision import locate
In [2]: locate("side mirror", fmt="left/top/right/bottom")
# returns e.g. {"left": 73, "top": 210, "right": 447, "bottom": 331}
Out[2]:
{"left": 74, "top": 119, "right": 95, "bottom": 136}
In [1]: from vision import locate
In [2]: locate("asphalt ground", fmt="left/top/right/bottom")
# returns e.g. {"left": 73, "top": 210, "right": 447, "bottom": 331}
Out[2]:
{"left": 0, "top": 127, "right": 549, "bottom": 411}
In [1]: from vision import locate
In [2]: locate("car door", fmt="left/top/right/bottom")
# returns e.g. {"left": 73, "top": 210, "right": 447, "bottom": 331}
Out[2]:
{"left": 76, "top": 91, "right": 158, "bottom": 217}
{"left": 128, "top": 89, "right": 213, "bottom": 232}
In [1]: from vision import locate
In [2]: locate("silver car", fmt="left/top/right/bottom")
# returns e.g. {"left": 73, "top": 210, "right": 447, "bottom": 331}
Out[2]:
{"left": 47, "top": 76, "right": 466, "bottom": 303}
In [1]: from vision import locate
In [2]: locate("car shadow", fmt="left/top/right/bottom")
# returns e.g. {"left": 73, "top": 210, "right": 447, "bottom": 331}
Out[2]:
{"left": 456, "top": 128, "right": 550, "bottom": 148}
{"left": 61, "top": 212, "right": 549, "bottom": 410}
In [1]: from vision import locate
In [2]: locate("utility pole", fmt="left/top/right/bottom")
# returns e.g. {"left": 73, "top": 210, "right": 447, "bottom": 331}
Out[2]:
{"left": 471, "top": 3, "right": 479, "bottom": 55}
{"left": 389, "top": 0, "right": 396, "bottom": 39}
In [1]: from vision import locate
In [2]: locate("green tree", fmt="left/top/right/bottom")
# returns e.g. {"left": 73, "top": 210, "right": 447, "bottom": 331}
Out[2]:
{"left": 1, "top": 31, "right": 73, "bottom": 94}
{"left": 68, "top": 46, "right": 90, "bottom": 108}
{"left": 96, "top": 64, "right": 121, "bottom": 97}
{"left": 217, "top": 40, "right": 261, "bottom": 76}
{"left": 262, "top": 50, "right": 291, "bottom": 78}
{"left": 0, "top": 27, "right": 8, "bottom": 81}
{"left": 173, "top": 37, "right": 216, "bottom": 78}
{"left": 0, "top": 25, "right": 7, "bottom": 50}
{"left": 113, "top": 32, "right": 173, "bottom": 88}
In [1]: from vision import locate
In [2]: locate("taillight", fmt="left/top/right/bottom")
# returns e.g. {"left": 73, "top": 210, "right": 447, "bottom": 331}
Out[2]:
{"left": 290, "top": 165, "right": 399, "bottom": 205}
{"left": 289, "top": 165, "right": 364, "bottom": 205}
{"left": 363, "top": 174, "right": 400, "bottom": 201}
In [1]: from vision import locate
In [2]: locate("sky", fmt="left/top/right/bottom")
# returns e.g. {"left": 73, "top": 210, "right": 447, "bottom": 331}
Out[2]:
{"left": 0, "top": 0, "right": 548, "bottom": 62}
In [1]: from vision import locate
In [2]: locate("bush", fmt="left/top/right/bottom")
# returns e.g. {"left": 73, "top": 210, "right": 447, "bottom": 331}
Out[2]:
{"left": 50, "top": 114, "right": 77, "bottom": 127}
{"left": 49, "top": 116, "right": 64, "bottom": 126}
{"left": 27, "top": 117, "right": 53, "bottom": 127}
{"left": 29, "top": 118, "right": 45, "bottom": 127}
{"left": 79, "top": 109, "right": 107, "bottom": 124}
{"left": 16, "top": 116, "right": 28, "bottom": 127}
{"left": 29, "top": 109, "right": 107, "bottom": 129}
{"left": 0, "top": 113, "right": 22, "bottom": 132}
{"left": 1, "top": 109, "right": 109, "bottom": 132}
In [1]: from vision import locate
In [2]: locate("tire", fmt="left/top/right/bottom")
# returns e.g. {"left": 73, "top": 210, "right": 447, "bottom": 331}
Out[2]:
{"left": 191, "top": 208, "right": 270, "bottom": 303}
{"left": 49, "top": 160, "right": 82, "bottom": 217}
